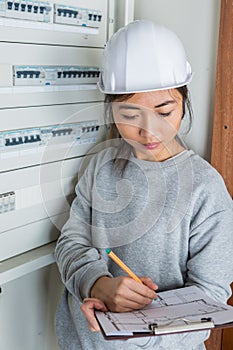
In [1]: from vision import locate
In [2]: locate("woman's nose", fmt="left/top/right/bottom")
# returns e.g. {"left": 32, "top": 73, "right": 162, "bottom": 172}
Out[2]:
{"left": 139, "top": 114, "right": 157, "bottom": 138}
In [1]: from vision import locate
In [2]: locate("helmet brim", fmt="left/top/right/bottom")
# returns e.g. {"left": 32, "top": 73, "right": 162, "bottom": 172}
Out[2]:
{"left": 97, "top": 73, "right": 193, "bottom": 95}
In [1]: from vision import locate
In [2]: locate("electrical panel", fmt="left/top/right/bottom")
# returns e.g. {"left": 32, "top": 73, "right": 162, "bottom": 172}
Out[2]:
{"left": 0, "top": 0, "right": 112, "bottom": 47}
{"left": 0, "top": 0, "right": 113, "bottom": 263}
{"left": 0, "top": 43, "right": 104, "bottom": 108}
{"left": 0, "top": 101, "right": 105, "bottom": 259}
{"left": 0, "top": 156, "right": 81, "bottom": 260}
{"left": 0, "top": 111, "right": 102, "bottom": 172}
{"left": 0, "top": 120, "right": 100, "bottom": 170}
{"left": 0, "top": 0, "right": 103, "bottom": 27}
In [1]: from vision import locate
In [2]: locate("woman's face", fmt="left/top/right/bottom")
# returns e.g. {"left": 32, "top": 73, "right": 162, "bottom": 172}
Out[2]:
{"left": 112, "top": 89, "right": 184, "bottom": 162}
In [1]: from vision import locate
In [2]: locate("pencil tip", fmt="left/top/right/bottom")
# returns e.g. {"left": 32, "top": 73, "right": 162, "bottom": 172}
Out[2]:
{"left": 105, "top": 248, "right": 111, "bottom": 254}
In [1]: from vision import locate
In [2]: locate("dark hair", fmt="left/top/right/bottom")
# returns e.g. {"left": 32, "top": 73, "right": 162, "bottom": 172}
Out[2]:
{"left": 103, "top": 86, "right": 193, "bottom": 174}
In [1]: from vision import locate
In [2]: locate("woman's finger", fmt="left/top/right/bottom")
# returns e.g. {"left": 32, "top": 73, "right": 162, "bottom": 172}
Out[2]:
{"left": 140, "top": 276, "right": 158, "bottom": 291}
{"left": 81, "top": 298, "right": 108, "bottom": 332}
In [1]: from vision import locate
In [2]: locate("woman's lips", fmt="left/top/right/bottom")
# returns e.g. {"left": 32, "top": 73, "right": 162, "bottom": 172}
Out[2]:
{"left": 143, "top": 142, "right": 161, "bottom": 150}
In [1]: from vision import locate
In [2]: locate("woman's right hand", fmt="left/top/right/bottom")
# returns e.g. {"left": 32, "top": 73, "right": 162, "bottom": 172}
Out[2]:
{"left": 90, "top": 275, "right": 157, "bottom": 312}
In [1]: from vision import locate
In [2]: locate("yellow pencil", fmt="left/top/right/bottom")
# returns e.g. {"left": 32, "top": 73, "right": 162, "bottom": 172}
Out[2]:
{"left": 105, "top": 248, "right": 143, "bottom": 284}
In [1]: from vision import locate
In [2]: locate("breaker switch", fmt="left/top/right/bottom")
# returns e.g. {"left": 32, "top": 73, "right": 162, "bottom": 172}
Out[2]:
{"left": 39, "top": 6, "right": 45, "bottom": 14}
{"left": 21, "top": 3, "right": 26, "bottom": 12}
{"left": 5, "top": 138, "right": 10, "bottom": 146}
{"left": 7, "top": 1, "right": 13, "bottom": 10}
{"left": 14, "top": 2, "right": 19, "bottom": 10}
{"left": 27, "top": 4, "right": 32, "bottom": 12}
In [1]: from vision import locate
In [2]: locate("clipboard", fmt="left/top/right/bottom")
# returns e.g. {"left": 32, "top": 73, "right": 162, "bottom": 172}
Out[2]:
{"left": 95, "top": 286, "right": 233, "bottom": 340}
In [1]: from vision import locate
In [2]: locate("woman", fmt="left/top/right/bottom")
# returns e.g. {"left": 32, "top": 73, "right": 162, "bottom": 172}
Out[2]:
{"left": 55, "top": 20, "right": 233, "bottom": 350}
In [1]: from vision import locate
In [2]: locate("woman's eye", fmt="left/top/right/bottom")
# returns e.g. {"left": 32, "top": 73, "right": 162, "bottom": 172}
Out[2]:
{"left": 159, "top": 112, "right": 172, "bottom": 117}
{"left": 121, "top": 114, "right": 139, "bottom": 120}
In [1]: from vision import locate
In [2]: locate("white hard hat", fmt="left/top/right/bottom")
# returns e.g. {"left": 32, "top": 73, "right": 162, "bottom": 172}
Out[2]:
{"left": 98, "top": 20, "right": 192, "bottom": 94}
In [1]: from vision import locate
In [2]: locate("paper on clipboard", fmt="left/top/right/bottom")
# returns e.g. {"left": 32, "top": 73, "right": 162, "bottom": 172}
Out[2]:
{"left": 95, "top": 285, "right": 233, "bottom": 338}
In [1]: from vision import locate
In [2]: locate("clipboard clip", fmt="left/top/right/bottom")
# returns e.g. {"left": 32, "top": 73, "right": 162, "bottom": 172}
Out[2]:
{"left": 148, "top": 317, "right": 214, "bottom": 335}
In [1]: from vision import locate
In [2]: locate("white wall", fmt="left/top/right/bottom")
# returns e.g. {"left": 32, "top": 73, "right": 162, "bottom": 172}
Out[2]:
{"left": 134, "top": 0, "right": 221, "bottom": 160}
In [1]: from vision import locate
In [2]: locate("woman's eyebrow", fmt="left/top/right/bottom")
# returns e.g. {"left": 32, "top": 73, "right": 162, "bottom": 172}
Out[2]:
{"left": 118, "top": 105, "right": 141, "bottom": 110}
{"left": 117, "top": 100, "right": 176, "bottom": 110}
{"left": 154, "top": 100, "right": 176, "bottom": 108}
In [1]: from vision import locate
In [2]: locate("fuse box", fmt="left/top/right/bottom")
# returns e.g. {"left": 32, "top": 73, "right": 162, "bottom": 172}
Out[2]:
{"left": 0, "top": 0, "right": 110, "bottom": 47}
{"left": 0, "top": 0, "right": 111, "bottom": 294}
{"left": 0, "top": 43, "right": 104, "bottom": 107}
{"left": 0, "top": 2, "right": 116, "bottom": 350}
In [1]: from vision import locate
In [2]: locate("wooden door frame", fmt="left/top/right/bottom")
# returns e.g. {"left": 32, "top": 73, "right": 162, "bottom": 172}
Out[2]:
{"left": 211, "top": 0, "right": 233, "bottom": 198}
{"left": 208, "top": 1, "right": 233, "bottom": 350}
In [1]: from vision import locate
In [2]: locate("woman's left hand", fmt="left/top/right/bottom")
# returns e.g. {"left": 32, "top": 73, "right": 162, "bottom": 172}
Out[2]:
{"left": 80, "top": 298, "right": 108, "bottom": 332}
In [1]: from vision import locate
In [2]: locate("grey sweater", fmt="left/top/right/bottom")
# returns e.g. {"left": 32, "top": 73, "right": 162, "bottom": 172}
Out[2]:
{"left": 55, "top": 146, "right": 233, "bottom": 350}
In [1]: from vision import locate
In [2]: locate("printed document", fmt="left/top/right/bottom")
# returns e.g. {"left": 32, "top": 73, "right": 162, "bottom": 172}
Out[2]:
{"left": 95, "top": 286, "right": 233, "bottom": 337}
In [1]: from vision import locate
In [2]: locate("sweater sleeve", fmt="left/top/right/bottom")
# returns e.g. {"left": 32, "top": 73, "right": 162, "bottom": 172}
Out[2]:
{"left": 186, "top": 207, "right": 233, "bottom": 301}
{"left": 54, "top": 163, "right": 112, "bottom": 301}
{"left": 155, "top": 175, "right": 233, "bottom": 349}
